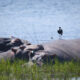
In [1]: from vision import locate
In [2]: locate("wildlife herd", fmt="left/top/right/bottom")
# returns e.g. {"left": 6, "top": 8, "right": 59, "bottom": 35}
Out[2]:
{"left": 0, "top": 36, "right": 80, "bottom": 65}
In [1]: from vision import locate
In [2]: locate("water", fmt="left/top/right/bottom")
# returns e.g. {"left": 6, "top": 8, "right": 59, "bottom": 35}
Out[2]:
{"left": 0, "top": 0, "right": 80, "bottom": 44}
{"left": 53, "top": 77, "right": 80, "bottom": 80}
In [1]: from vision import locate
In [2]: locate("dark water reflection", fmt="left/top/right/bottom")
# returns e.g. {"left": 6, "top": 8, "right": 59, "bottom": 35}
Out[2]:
{"left": 52, "top": 77, "right": 80, "bottom": 80}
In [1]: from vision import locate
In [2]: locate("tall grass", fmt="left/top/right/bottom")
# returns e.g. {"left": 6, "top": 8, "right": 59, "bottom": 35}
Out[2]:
{"left": 0, "top": 59, "right": 80, "bottom": 80}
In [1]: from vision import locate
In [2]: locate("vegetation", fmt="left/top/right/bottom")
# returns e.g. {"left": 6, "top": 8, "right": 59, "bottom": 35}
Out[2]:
{"left": 0, "top": 59, "right": 80, "bottom": 80}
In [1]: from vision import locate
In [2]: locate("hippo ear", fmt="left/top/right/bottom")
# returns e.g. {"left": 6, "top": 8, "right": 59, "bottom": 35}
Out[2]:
{"left": 11, "top": 48, "right": 17, "bottom": 53}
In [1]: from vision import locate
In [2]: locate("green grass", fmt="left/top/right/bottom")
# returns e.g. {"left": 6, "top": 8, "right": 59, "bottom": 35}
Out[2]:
{"left": 0, "top": 59, "right": 80, "bottom": 80}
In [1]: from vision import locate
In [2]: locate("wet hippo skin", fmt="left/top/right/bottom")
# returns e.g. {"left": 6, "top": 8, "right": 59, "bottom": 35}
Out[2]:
{"left": 32, "top": 39, "right": 80, "bottom": 62}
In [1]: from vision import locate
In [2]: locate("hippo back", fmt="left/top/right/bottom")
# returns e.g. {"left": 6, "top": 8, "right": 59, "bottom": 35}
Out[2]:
{"left": 42, "top": 39, "right": 80, "bottom": 61}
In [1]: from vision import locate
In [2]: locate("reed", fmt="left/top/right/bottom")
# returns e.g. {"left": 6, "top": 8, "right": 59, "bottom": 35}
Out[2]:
{"left": 0, "top": 59, "right": 79, "bottom": 80}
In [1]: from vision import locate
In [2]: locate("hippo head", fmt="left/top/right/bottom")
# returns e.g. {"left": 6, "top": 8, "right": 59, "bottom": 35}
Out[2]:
{"left": 11, "top": 47, "right": 25, "bottom": 59}
{"left": 32, "top": 50, "right": 46, "bottom": 62}
{"left": 11, "top": 44, "right": 44, "bottom": 61}
{"left": 11, "top": 38, "right": 23, "bottom": 46}
{"left": 21, "top": 44, "right": 44, "bottom": 60}
{"left": 32, "top": 50, "right": 56, "bottom": 64}
{"left": 24, "top": 44, "right": 44, "bottom": 53}
{"left": 11, "top": 46, "right": 34, "bottom": 60}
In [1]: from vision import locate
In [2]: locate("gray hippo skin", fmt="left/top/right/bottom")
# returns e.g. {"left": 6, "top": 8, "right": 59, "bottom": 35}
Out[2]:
{"left": 0, "top": 50, "right": 15, "bottom": 61}
{"left": 32, "top": 39, "right": 80, "bottom": 63}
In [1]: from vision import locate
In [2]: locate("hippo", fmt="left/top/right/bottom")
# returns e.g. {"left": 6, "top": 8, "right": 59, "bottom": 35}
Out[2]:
{"left": 0, "top": 37, "right": 32, "bottom": 61}
{"left": 0, "top": 37, "right": 31, "bottom": 52}
{"left": 0, "top": 46, "right": 28, "bottom": 61}
{"left": 0, "top": 38, "right": 11, "bottom": 51}
{"left": 11, "top": 44, "right": 44, "bottom": 60}
{"left": 0, "top": 49, "right": 15, "bottom": 61}
{"left": 10, "top": 36, "right": 31, "bottom": 45}
{"left": 32, "top": 39, "right": 80, "bottom": 63}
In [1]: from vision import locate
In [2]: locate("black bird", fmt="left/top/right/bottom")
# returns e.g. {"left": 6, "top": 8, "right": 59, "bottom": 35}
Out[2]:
{"left": 57, "top": 27, "right": 63, "bottom": 35}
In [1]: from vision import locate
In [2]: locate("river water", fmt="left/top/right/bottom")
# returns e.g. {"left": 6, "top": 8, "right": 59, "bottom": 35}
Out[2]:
{"left": 52, "top": 77, "right": 80, "bottom": 80}
{"left": 0, "top": 0, "right": 80, "bottom": 44}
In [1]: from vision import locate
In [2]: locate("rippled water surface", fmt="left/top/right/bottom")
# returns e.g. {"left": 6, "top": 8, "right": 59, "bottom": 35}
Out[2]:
{"left": 0, "top": 0, "right": 80, "bottom": 44}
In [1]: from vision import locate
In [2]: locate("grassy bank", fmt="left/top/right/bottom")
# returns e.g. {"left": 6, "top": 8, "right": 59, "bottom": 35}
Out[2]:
{"left": 0, "top": 59, "right": 80, "bottom": 80}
